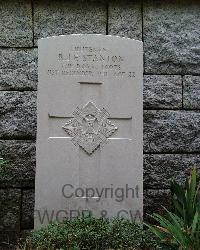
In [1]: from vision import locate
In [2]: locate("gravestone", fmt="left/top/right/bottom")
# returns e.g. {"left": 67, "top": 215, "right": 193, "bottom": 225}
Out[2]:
{"left": 35, "top": 34, "right": 143, "bottom": 228}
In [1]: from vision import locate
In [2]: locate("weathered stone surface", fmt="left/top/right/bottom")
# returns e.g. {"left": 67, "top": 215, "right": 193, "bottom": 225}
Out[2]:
{"left": 144, "top": 110, "right": 200, "bottom": 153}
{"left": 108, "top": 0, "right": 142, "bottom": 40}
{"left": 0, "top": 91, "right": 37, "bottom": 139}
{"left": 21, "top": 189, "right": 34, "bottom": 229}
{"left": 144, "top": 189, "right": 172, "bottom": 220}
{"left": 0, "top": 140, "right": 35, "bottom": 187}
{"left": 144, "top": 154, "right": 200, "bottom": 189}
{"left": 0, "top": 189, "right": 21, "bottom": 231}
{"left": 0, "top": 49, "right": 38, "bottom": 91}
{"left": 34, "top": 0, "right": 107, "bottom": 45}
{"left": 183, "top": 75, "right": 200, "bottom": 109}
{"left": 0, "top": 0, "right": 33, "bottom": 47}
{"left": 144, "top": 0, "right": 200, "bottom": 74}
{"left": 35, "top": 34, "right": 143, "bottom": 227}
{"left": 0, "top": 231, "right": 18, "bottom": 250}
{"left": 144, "top": 75, "right": 182, "bottom": 109}
{"left": 20, "top": 230, "right": 31, "bottom": 242}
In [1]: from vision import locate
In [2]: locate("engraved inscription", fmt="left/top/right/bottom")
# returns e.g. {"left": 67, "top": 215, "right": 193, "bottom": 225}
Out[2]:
{"left": 78, "top": 81, "right": 102, "bottom": 85}
{"left": 46, "top": 45, "right": 136, "bottom": 79}
{"left": 62, "top": 102, "right": 118, "bottom": 154}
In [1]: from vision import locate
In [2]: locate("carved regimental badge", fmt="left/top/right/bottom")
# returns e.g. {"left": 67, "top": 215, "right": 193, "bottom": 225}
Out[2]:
{"left": 62, "top": 102, "right": 118, "bottom": 154}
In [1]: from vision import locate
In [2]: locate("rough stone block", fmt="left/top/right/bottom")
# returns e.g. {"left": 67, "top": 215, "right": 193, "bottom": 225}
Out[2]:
{"left": 144, "top": 110, "right": 200, "bottom": 153}
{"left": 21, "top": 189, "right": 35, "bottom": 229}
{"left": 34, "top": 0, "right": 107, "bottom": 45}
{"left": 0, "top": 231, "right": 18, "bottom": 250}
{"left": 144, "top": 189, "right": 172, "bottom": 220}
{"left": 144, "top": 154, "right": 200, "bottom": 189}
{"left": 0, "top": 49, "right": 38, "bottom": 91}
{"left": 0, "top": 189, "right": 21, "bottom": 231}
{"left": 108, "top": 0, "right": 142, "bottom": 40}
{"left": 183, "top": 75, "right": 200, "bottom": 109}
{"left": 0, "top": 140, "right": 35, "bottom": 187}
{"left": 0, "top": 0, "right": 33, "bottom": 47}
{"left": 144, "top": 0, "right": 200, "bottom": 74}
{"left": 20, "top": 229, "right": 31, "bottom": 243}
{"left": 0, "top": 91, "right": 37, "bottom": 139}
{"left": 144, "top": 75, "right": 182, "bottom": 109}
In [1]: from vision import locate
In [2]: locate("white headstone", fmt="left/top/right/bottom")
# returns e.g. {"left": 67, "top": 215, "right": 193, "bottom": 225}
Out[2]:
{"left": 35, "top": 34, "right": 143, "bottom": 228}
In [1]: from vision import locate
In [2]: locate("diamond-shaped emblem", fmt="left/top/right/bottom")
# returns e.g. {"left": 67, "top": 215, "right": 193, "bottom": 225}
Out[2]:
{"left": 62, "top": 102, "right": 118, "bottom": 154}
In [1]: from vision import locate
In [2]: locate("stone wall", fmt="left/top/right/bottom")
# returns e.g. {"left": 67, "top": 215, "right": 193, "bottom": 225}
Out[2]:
{"left": 0, "top": 0, "right": 200, "bottom": 248}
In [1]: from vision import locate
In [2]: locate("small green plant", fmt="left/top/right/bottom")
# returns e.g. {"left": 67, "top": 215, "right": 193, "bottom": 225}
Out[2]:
{"left": 0, "top": 158, "right": 8, "bottom": 165}
{"left": 146, "top": 167, "right": 200, "bottom": 250}
{"left": 20, "top": 216, "right": 161, "bottom": 250}
{"left": 0, "top": 158, "right": 9, "bottom": 177}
